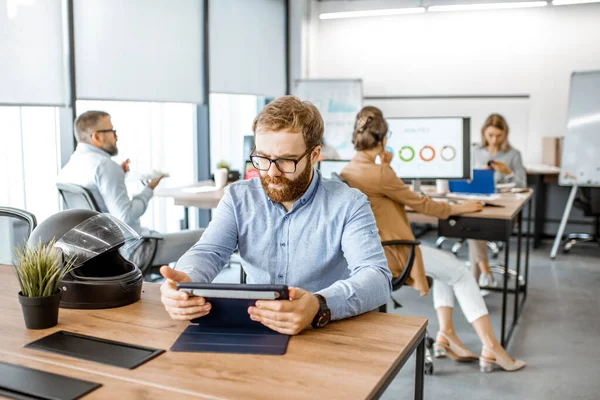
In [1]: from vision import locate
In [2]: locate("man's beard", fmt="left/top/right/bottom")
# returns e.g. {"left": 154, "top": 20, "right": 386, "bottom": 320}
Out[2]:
{"left": 103, "top": 144, "right": 118, "bottom": 156}
{"left": 260, "top": 161, "right": 313, "bottom": 203}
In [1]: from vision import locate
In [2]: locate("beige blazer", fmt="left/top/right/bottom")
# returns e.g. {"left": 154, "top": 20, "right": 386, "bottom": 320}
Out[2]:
{"left": 341, "top": 151, "right": 452, "bottom": 293}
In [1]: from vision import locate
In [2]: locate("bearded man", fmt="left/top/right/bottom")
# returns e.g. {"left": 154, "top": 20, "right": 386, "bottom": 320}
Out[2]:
{"left": 159, "top": 96, "right": 391, "bottom": 335}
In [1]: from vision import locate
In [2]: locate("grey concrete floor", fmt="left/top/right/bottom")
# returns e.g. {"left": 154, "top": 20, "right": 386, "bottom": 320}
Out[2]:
{"left": 212, "top": 233, "right": 600, "bottom": 400}
{"left": 380, "top": 232, "right": 600, "bottom": 400}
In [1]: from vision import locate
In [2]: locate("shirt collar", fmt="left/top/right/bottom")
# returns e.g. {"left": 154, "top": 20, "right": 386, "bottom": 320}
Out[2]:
{"left": 77, "top": 143, "right": 112, "bottom": 158}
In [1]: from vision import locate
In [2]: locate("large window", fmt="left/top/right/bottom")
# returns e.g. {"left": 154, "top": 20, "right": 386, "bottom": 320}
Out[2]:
{"left": 209, "top": 94, "right": 265, "bottom": 175}
{"left": 0, "top": 106, "right": 62, "bottom": 223}
{"left": 76, "top": 101, "right": 198, "bottom": 233}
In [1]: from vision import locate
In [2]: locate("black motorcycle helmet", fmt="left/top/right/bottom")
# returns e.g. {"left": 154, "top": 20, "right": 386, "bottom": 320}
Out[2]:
{"left": 28, "top": 209, "right": 143, "bottom": 309}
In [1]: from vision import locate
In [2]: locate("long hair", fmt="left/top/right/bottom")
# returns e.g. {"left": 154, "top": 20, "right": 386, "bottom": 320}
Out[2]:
{"left": 481, "top": 113, "right": 511, "bottom": 151}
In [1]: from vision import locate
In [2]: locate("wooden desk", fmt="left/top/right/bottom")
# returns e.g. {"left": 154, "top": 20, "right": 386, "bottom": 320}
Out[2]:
{"left": 410, "top": 188, "right": 533, "bottom": 346}
{"left": 0, "top": 266, "right": 427, "bottom": 400}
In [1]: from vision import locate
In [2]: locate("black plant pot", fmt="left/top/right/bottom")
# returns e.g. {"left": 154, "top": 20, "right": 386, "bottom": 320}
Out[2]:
{"left": 18, "top": 290, "right": 62, "bottom": 330}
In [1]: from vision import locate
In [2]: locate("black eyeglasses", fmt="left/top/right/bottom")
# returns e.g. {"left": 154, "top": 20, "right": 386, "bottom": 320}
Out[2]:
{"left": 250, "top": 147, "right": 314, "bottom": 173}
{"left": 96, "top": 129, "right": 117, "bottom": 136}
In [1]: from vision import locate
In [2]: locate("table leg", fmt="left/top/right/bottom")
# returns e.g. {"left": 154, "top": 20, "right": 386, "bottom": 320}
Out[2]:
{"left": 414, "top": 335, "right": 425, "bottom": 400}
{"left": 524, "top": 196, "right": 533, "bottom": 301}
{"left": 501, "top": 238, "right": 510, "bottom": 347}
{"left": 182, "top": 207, "right": 190, "bottom": 230}
{"left": 533, "top": 174, "right": 546, "bottom": 249}
{"left": 514, "top": 210, "right": 523, "bottom": 325}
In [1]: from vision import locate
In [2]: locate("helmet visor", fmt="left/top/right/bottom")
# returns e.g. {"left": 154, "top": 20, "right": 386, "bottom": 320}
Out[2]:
{"left": 55, "top": 214, "right": 141, "bottom": 267}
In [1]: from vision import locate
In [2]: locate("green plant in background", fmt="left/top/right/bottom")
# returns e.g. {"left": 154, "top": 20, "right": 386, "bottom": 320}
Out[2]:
{"left": 13, "top": 240, "right": 77, "bottom": 297}
{"left": 216, "top": 160, "right": 230, "bottom": 170}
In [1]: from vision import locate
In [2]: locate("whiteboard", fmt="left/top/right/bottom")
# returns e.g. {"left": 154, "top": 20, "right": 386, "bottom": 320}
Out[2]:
{"left": 560, "top": 71, "right": 600, "bottom": 187}
{"left": 293, "top": 79, "right": 363, "bottom": 159}
{"left": 366, "top": 97, "right": 530, "bottom": 163}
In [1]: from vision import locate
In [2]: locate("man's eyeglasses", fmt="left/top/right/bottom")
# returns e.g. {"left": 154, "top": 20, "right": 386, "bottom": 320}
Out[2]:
{"left": 250, "top": 147, "right": 314, "bottom": 173}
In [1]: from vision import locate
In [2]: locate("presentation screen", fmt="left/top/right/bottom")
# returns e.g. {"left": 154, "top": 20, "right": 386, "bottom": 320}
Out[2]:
{"left": 386, "top": 117, "right": 471, "bottom": 180}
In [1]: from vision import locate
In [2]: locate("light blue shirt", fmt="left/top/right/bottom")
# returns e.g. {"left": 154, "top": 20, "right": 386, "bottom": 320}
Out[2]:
{"left": 57, "top": 143, "right": 153, "bottom": 233}
{"left": 176, "top": 170, "right": 392, "bottom": 321}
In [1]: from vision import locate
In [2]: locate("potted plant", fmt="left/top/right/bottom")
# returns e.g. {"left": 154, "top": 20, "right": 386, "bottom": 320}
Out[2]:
{"left": 13, "top": 240, "right": 76, "bottom": 329}
{"left": 216, "top": 160, "right": 240, "bottom": 182}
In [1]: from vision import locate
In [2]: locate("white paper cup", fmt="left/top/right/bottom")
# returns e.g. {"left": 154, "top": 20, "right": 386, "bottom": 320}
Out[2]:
{"left": 436, "top": 179, "right": 449, "bottom": 194}
{"left": 214, "top": 168, "right": 228, "bottom": 189}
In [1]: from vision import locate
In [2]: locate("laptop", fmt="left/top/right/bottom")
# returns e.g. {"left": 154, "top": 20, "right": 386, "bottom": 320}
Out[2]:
{"left": 448, "top": 169, "right": 500, "bottom": 201}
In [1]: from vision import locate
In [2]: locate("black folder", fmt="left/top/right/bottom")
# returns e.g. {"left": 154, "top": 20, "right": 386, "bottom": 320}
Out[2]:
{"left": 0, "top": 361, "right": 101, "bottom": 400}
{"left": 170, "top": 297, "right": 291, "bottom": 355}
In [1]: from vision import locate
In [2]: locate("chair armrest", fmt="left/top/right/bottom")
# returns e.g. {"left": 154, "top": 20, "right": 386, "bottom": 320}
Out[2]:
{"left": 381, "top": 240, "right": 420, "bottom": 247}
{"left": 141, "top": 232, "right": 164, "bottom": 240}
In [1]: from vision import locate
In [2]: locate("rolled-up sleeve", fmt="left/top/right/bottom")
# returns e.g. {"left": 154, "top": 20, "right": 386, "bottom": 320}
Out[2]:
{"left": 95, "top": 161, "right": 153, "bottom": 226}
{"left": 316, "top": 193, "right": 392, "bottom": 320}
{"left": 175, "top": 188, "right": 239, "bottom": 283}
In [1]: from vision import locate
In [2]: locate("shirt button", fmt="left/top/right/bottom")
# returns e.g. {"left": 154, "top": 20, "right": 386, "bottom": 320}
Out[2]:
{"left": 280, "top": 242, "right": 286, "bottom": 247}
{"left": 278, "top": 274, "right": 283, "bottom": 279}
{"left": 284, "top": 215, "right": 288, "bottom": 220}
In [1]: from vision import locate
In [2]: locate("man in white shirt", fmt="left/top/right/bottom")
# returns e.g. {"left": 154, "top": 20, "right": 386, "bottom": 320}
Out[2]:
{"left": 58, "top": 111, "right": 203, "bottom": 273}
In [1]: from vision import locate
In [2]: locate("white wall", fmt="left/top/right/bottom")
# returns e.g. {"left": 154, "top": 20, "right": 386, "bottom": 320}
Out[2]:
{"left": 304, "top": 2, "right": 600, "bottom": 164}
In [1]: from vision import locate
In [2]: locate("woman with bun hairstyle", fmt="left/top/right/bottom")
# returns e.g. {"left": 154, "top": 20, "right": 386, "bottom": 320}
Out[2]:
{"left": 340, "top": 106, "right": 525, "bottom": 372}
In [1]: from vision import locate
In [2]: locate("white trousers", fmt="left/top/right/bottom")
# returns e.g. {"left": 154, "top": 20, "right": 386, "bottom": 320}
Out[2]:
{"left": 420, "top": 245, "right": 489, "bottom": 323}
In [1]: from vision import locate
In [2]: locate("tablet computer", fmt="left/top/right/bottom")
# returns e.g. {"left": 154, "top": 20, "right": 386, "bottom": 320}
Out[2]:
{"left": 176, "top": 283, "right": 289, "bottom": 300}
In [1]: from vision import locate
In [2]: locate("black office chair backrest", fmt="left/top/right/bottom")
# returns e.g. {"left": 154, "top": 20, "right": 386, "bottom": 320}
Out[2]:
{"left": 56, "top": 183, "right": 101, "bottom": 212}
{"left": 0, "top": 207, "right": 37, "bottom": 264}
{"left": 578, "top": 187, "right": 600, "bottom": 215}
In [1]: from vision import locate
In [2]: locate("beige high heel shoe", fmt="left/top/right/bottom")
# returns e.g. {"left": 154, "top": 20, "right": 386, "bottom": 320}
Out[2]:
{"left": 479, "top": 346, "right": 526, "bottom": 372}
{"left": 433, "top": 332, "right": 478, "bottom": 362}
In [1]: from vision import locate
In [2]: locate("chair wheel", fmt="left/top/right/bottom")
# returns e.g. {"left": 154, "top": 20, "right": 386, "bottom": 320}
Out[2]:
{"left": 424, "top": 362, "right": 434, "bottom": 375}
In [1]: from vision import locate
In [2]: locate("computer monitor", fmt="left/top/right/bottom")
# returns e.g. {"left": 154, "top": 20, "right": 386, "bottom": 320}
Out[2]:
{"left": 385, "top": 117, "right": 471, "bottom": 180}
{"left": 318, "top": 160, "right": 350, "bottom": 180}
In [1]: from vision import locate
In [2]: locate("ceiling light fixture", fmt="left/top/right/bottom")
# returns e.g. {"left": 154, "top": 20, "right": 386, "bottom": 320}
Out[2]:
{"left": 319, "top": 8, "right": 426, "bottom": 20}
{"left": 552, "top": 0, "right": 600, "bottom": 5}
{"left": 428, "top": 1, "right": 548, "bottom": 12}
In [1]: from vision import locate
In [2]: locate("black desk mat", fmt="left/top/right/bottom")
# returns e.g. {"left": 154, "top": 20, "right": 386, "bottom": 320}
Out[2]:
{"left": 24, "top": 330, "right": 164, "bottom": 369}
{"left": 0, "top": 361, "right": 101, "bottom": 400}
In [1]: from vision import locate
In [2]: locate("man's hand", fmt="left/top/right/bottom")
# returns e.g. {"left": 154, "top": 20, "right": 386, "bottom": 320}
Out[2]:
{"left": 489, "top": 160, "right": 512, "bottom": 175}
{"left": 146, "top": 175, "right": 166, "bottom": 190}
{"left": 248, "top": 287, "right": 320, "bottom": 335}
{"left": 120, "top": 159, "right": 130, "bottom": 173}
{"left": 159, "top": 266, "right": 211, "bottom": 321}
{"left": 379, "top": 150, "right": 393, "bottom": 164}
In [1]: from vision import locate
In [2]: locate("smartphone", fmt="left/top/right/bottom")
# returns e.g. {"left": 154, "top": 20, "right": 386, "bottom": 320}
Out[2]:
{"left": 176, "top": 283, "right": 289, "bottom": 300}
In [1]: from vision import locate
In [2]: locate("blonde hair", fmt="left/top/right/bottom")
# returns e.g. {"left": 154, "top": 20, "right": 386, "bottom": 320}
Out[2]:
{"left": 252, "top": 96, "right": 324, "bottom": 150}
{"left": 74, "top": 111, "right": 110, "bottom": 143}
{"left": 481, "top": 113, "right": 511, "bottom": 151}
{"left": 352, "top": 106, "right": 388, "bottom": 151}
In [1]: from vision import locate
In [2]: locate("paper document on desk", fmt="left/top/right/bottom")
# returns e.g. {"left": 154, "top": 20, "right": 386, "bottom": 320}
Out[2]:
{"left": 182, "top": 186, "right": 220, "bottom": 193}
{"left": 446, "top": 193, "right": 501, "bottom": 201}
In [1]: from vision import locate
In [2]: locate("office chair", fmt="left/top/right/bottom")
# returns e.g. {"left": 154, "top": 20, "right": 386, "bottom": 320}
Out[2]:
{"left": 435, "top": 237, "right": 501, "bottom": 259}
{"left": 56, "top": 183, "right": 163, "bottom": 279}
{"left": 564, "top": 187, "right": 600, "bottom": 253}
{"left": 0, "top": 207, "right": 37, "bottom": 265}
